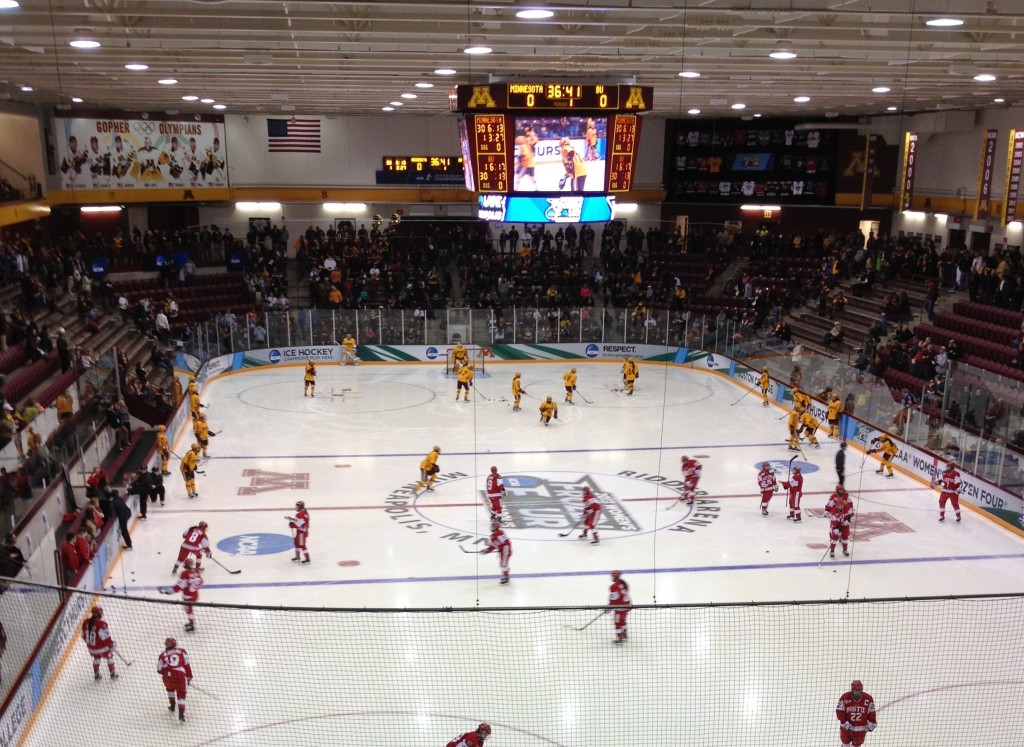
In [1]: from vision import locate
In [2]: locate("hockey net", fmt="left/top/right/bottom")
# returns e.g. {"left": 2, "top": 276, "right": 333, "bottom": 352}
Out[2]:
{"left": 445, "top": 345, "right": 489, "bottom": 374}
{"left": 7, "top": 581, "right": 1024, "bottom": 746}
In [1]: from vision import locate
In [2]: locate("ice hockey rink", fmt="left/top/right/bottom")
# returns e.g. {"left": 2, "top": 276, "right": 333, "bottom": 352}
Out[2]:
{"left": 22, "top": 360, "right": 1024, "bottom": 746}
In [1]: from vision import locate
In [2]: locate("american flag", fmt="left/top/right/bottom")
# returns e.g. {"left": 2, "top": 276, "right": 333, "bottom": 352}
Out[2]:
{"left": 266, "top": 118, "right": 321, "bottom": 153}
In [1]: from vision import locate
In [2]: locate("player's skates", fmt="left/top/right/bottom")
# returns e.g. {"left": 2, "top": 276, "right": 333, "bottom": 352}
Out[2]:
{"left": 184, "top": 622, "right": 195, "bottom": 633}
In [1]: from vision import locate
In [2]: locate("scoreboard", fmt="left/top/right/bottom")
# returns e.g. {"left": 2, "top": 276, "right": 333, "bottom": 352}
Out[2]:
{"left": 452, "top": 83, "right": 652, "bottom": 211}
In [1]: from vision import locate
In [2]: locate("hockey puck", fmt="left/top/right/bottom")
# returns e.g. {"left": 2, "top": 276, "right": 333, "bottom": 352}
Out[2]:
{"left": 335, "top": 464, "right": 351, "bottom": 468}
{"left": 337, "top": 560, "right": 360, "bottom": 567}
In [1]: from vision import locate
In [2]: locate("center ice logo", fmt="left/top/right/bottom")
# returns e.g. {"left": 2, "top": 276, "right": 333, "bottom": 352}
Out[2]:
{"left": 217, "top": 533, "right": 295, "bottom": 556}
{"left": 757, "top": 459, "right": 819, "bottom": 476}
{"left": 486, "top": 473, "right": 640, "bottom": 533}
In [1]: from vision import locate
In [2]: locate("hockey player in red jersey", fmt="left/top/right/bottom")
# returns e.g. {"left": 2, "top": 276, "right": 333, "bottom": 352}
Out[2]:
{"left": 836, "top": 679, "right": 877, "bottom": 746}
{"left": 81, "top": 606, "right": 118, "bottom": 681}
{"left": 160, "top": 558, "right": 204, "bottom": 631}
{"left": 579, "top": 486, "right": 602, "bottom": 544}
{"left": 782, "top": 465, "right": 804, "bottom": 522}
{"left": 825, "top": 485, "right": 855, "bottom": 558}
{"left": 757, "top": 462, "right": 778, "bottom": 515}
{"left": 172, "top": 521, "right": 211, "bottom": 574}
{"left": 484, "top": 466, "right": 505, "bottom": 523}
{"left": 157, "top": 637, "right": 194, "bottom": 722}
{"left": 680, "top": 455, "right": 702, "bottom": 505}
{"left": 447, "top": 722, "right": 491, "bottom": 746}
{"left": 481, "top": 519, "right": 512, "bottom": 585}
{"left": 934, "top": 462, "right": 963, "bottom": 523}
{"left": 609, "top": 570, "right": 631, "bottom": 644}
{"left": 288, "top": 501, "right": 310, "bottom": 563}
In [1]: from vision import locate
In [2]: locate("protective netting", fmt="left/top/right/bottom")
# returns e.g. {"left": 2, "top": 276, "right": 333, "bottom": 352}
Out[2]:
{"left": 7, "top": 583, "right": 1024, "bottom": 746}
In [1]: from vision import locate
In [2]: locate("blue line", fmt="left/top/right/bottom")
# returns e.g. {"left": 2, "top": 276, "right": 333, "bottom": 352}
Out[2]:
{"left": 125, "top": 551, "right": 1024, "bottom": 593}
{"left": 202, "top": 443, "right": 790, "bottom": 460}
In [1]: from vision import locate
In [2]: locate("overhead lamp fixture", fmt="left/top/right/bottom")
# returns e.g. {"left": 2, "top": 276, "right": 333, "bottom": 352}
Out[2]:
{"left": 71, "top": 97, "right": 83, "bottom": 103}
{"left": 19, "top": 86, "right": 33, "bottom": 92}
{"left": 415, "top": 82, "right": 434, "bottom": 88}
{"left": 80, "top": 205, "right": 122, "bottom": 214}
{"left": 389, "top": 101, "right": 403, "bottom": 106}
{"left": 463, "top": 46, "right": 492, "bottom": 55}
{"left": 382, "top": 106, "right": 395, "bottom": 112}
{"left": 994, "top": 98, "right": 1006, "bottom": 103}
{"left": 323, "top": 202, "right": 367, "bottom": 213}
{"left": 0, "top": 1, "right": 21, "bottom": 9}
{"left": 434, "top": 68, "right": 457, "bottom": 75}
{"left": 125, "top": 63, "right": 149, "bottom": 71}
{"left": 516, "top": 8, "right": 553, "bottom": 19}
{"left": 236, "top": 201, "right": 281, "bottom": 212}
{"left": 872, "top": 86, "right": 891, "bottom": 93}
{"left": 678, "top": 70, "right": 701, "bottom": 79}
{"left": 182, "top": 95, "right": 199, "bottom": 101}
{"left": 753, "top": 113, "right": 763, "bottom": 118}
{"left": 687, "top": 108, "right": 701, "bottom": 115}
{"left": 69, "top": 38, "right": 101, "bottom": 49}
{"left": 212, "top": 104, "right": 226, "bottom": 110}
{"left": 886, "top": 106, "right": 898, "bottom": 111}
{"left": 974, "top": 73, "right": 996, "bottom": 82}
{"left": 731, "top": 103, "right": 746, "bottom": 110}
{"left": 158, "top": 78, "right": 179, "bottom": 85}
{"left": 741, "top": 205, "right": 781, "bottom": 211}
{"left": 794, "top": 96, "right": 810, "bottom": 103}
{"left": 769, "top": 45, "right": 797, "bottom": 60}
{"left": 925, "top": 17, "right": 963, "bottom": 27}
{"left": 400, "top": 93, "right": 417, "bottom": 99}
{"left": 200, "top": 98, "right": 215, "bottom": 104}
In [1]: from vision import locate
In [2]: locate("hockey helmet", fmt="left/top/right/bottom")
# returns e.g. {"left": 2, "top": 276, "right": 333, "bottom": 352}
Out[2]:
{"left": 308, "top": 358, "right": 314, "bottom": 364}
{"left": 850, "top": 679, "right": 863, "bottom": 691}
{"left": 188, "top": 375, "right": 196, "bottom": 382}
{"left": 611, "top": 570, "right": 621, "bottom": 580}
{"left": 514, "top": 372, "right": 521, "bottom": 378}
{"left": 680, "top": 455, "right": 688, "bottom": 462}
{"left": 839, "top": 442, "right": 848, "bottom": 450}
{"left": 478, "top": 723, "right": 492, "bottom": 737}
{"left": 835, "top": 484, "right": 845, "bottom": 493}
{"left": 191, "top": 443, "right": 200, "bottom": 452}
{"left": 793, "top": 466, "right": 801, "bottom": 472}
{"left": 546, "top": 395, "right": 553, "bottom": 402}
{"left": 195, "top": 411, "right": 205, "bottom": 421}
{"left": 91, "top": 606, "right": 103, "bottom": 618}
{"left": 490, "top": 519, "right": 501, "bottom": 530}
{"left": 761, "top": 462, "right": 770, "bottom": 470}
{"left": 490, "top": 466, "right": 498, "bottom": 475}
{"left": 581, "top": 486, "right": 592, "bottom": 496}
{"left": 433, "top": 445, "right": 441, "bottom": 454}
{"left": 762, "top": 366, "right": 769, "bottom": 372}
{"left": 183, "top": 558, "right": 195, "bottom": 569}
{"left": 157, "top": 425, "right": 166, "bottom": 432}
{"left": 296, "top": 501, "right": 306, "bottom": 510}
{"left": 198, "top": 521, "right": 208, "bottom": 530}
{"left": 570, "top": 367, "right": 577, "bottom": 374}
{"left": 943, "top": 462, "right": 955, "bottom": 472}
{"left": 165, "top": 637, "right": 177, "bottom": 649}
{"left": 151, "top": 465, "right": 160, "bottom": 473}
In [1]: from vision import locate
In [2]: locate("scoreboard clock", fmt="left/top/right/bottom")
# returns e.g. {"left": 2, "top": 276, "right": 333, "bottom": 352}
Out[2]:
{"left": 377, "top": 155, "right": 465, "bottom": 185}
{"left": 450, "top": 83, "right": 653, "bottom": 112}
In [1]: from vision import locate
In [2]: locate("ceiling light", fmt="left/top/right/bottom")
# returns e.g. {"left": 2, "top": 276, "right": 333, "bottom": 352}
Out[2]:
{"left": 872, "top": 86, "right": 891, "bottom": 93}
{"left": 731, "top": 103, "right": 746, "bottom": 110}
{"left": 69, "top": 39, "right": 101, "bottom": 49}
{"left": 463, "top": 46, "right": 492, "bottom": 55}
{"left": 182, "top": 95, "right": 199, "bottom": 101}
{"left": 516, "top": 8, "right": 554, "bottom": 19}
{"left": 769, "top": 46, "right": 797, "bottom": 60}
{"left": 382, "top": 106, "right": 395, "bottom": 112}
{"left": 415, "top": 82, "right": 434, "bottom": 88}
{"left": 0, "top": 1, "right": 21, "bottom": 9}
{"left": 678, "top": 71, "right": 701, "bottom": 79}
{"left": 212, "top": 104, "right": 226, "bottom": 110}
{"left": 925, "top": 18, "right": 963, "bottom": 27}
{"left": 158, "top": 78, "right": 178, "bottom": 85}
{"left": 236, "top": 202, "right": 281, "bottom": 212}
{"left": 71, "top": 97, "right": 83, "bottom": 103}
{"left": 687, "top": 108, "right": 701, "bottom": 115}
{"left": 80, "top": 206, "right": 122, "bottom": 214}
{"left": 19, "top": 86, "right": 33, "bottom": 92}
{"left": 794, "top": 96, "right": 810, "bottom": 103}
{"left": 400, "top": 93, "right": 417, "bottom": 99}
{"left": 994, "top": 98, "right": 1006, "bottom": 103}
{"left": 389, "top": 101, "right": 403, "bottom": 106}
{"left": 323, "top": 202, "right": 367, "bottom": 213}
{"left": 886, "top": 106, "right": 898, "bottom": 111}
{"left": 434, "top": 68, "right": 457, "bottom": 75}
{"left": 753, "top": 113, "right": 763, "bottom": 118}
{"left": 741, "top": 205, "right": 781, "bottom": 211}
{"left": 200, "top": 98, "right": 215, "bottom": 104}
{"left": 125, "top": 63, "right": 149, "bottom": 71}
{"left": 974, "top": 73, "right": 996, "bottom": 82}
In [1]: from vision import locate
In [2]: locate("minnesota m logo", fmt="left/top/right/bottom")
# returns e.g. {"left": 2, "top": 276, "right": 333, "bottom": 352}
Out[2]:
{"left": 623, "top": 87, "right": 647, "bottom": 110}
{"left": 238, "top": 469, "right": 310, "bottom": 495}
{"left": 466, "top": 86, "right": 498, "bottom": 109}
{"left": 843, "top": 150, "right": 881, "bottom": 178}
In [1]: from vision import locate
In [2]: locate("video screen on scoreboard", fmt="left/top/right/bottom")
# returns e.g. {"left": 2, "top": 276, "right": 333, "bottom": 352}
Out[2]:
{"left": 457, "top": 118, "right": 476, "bottom": 192}
{"left": 512, "top": 116, "right": 607, "bottom": 193}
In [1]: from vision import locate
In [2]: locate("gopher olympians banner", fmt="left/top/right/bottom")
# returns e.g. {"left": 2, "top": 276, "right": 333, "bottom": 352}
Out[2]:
{"left": 974, "top": 129, "right": 999, "bottom": 220}
{"left": 55, "top": 113, "right": 227, "bottom": 190}
{"left": 898, "top": 131, "right": 919, "bottom": 212}
{"left": 1002, "top": 129, "right": 1024, "bottom": 225}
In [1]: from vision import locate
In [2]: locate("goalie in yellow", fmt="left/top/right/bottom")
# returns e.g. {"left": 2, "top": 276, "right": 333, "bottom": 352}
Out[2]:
{"left": 622, "top": 356, "right": 639, "bottom": 396}
{"left": 456, "top": 363, "right": 474, "bottom": 402}
{"left": 563, "top": 368, "right": 577, "bottom": 403}
{"left": 304, "top": 359, "right": 317, "bottom": 397}
{"left": 539, "top": 395, "right": 559, "bottom": 426}
{"left": 451, "top": 342, "right": 468, "bottom": 374}
{"left": 341, "top": 334, "right": 360, "bottom": 365}
{"left": 414, "top": 445, "right": 441, "bottom": 493}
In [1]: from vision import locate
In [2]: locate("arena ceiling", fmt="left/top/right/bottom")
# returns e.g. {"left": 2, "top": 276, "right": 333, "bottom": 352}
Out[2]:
{"left": 1, "top": 0, "right": 1022, "bottom": 120}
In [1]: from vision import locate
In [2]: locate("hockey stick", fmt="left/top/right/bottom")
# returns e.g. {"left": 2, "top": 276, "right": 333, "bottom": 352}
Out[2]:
{"left": 730, "top": 385, "right": 756, "bottom": 406}
{"left": 817, "top": 544, "right": 833, "bottom": 566}
{"left": 459, "top": 545, "right": 486, "bottom": 554}
{"left": 777, "top": 410, "right": 791, "bottom": 420}
{"left": 194, "top": 470, "right": 206, "bottom": 475}
{"left": 786, "top": 454, "right": 797, "bottom": 482}
{"left": 473, "top": 386, "right": 492, "bottom": 402}
{"left": 573, "top": 387, "right": 593, "bottom": 404}
{"left": 115, "top": 650, "right": 134, "bottom": 667}
{"left": 558, "top": 517, "right": 585, "bottom": 537}
{"left": 574, "top": 610, "right": 609, "bottom": 631}
{"left": 188, "top": 682, "right": 220, "bottom": 700}
{"left": 209, "top": 555, "right": 241, "bottom": 575}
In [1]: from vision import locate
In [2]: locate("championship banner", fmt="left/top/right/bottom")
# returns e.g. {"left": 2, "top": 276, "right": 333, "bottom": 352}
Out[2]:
{"left": 898, "top": 131, "right": 918, "bottom": 212}
{"left": 55, "top": 113, "right": 227, "bottom": 191}
{"left": 974, "top": 129, "right": 999, "bottom": 220}
{"left": 859, "top": 133, "right": 878, "bottom": 210}
{"left": 1001, "top": 130, "right": 1024, "bottom": 225}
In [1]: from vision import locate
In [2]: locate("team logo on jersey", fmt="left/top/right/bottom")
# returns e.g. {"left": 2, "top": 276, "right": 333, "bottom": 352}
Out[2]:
{"left": 758, "top": 459, "right": 819, "bottom": 476}
{"left": 805, "top": 509, "right": 914, "bottom": 547}
{"left": 237, "top": 469, "right": 309, "bottom": 495}
{"left": 485, "top": 473, "right": 640, "bottom": 533}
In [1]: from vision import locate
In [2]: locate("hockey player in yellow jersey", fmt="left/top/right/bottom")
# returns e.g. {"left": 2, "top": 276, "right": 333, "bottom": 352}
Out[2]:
{"left": 792, "top": 388, "right": 811, "bottom": 412}
{"left": 539, "top": 395, "right": 559, "bottom": 425}
{"left": 759, "top": 366, "right": 771, "bottom": 407}
{"left": 826, "top": 393, "right": 843, "bottom": 438}
{"left": 799, "top": 410, "right": 821, "bottom": 448}
{"left": 868, "top": 434, "right": 898, "bottom": 476}
{"left": 304, "top": 359, "right": 317, "bottom": 397}
{"left": 787, "top": 408, "right": 802, "bottom": 451}
{"left": 414, "top": 445, "right": 441, "bottom": 492}
{"left": 622, "top": 357, "right": 639, "bottom": 396}
{"left": 451, "top": 342, "right": 468, "bottom": 374}
{"left": 563, "top": 368, "right": 578, "bottom": 403}
{"left": 512, "top": 372, "right": 525, "bottom": 412}
{"left": 188, "top": 390, "right": 202, "bottom": 418}
{"left": 341, "top": 334, "right": 360, "bottom": 365}
{"left": 456, "top": 363, "right": 474, "bottom": 401}
{"left": 180, "top": 443, "right": 201, "bottom": 498}
{"left": 192, "top": 411, "right": 211, "bottom": 457}
{"left": 187, "top": 375, "right": 198, "bottom": 397}
{"left": 156, "top": 424, "right": 171, "bottom": 475}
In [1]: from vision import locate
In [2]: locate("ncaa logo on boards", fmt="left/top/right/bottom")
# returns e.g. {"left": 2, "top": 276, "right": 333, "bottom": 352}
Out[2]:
{"left": 268, "top": 349, "right": 282, "bottom": 364}
{"left": 217, "top": 533, "right": 294, "bottom": 556}
{"left": 585, "top": 344, "right": 600, "bottom": 358}
{"left": 757, "top": 460, "right": 818, "bottom": 477}
{"left": 705, "top": 354, "right": 720, "bottom": 369}
{"left": 425, "top": 347, "right": 439, "bottom": 360}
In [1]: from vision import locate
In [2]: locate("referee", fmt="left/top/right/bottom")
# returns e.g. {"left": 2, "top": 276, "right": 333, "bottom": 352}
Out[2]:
{"left": 836, "top": 441, "right": 847, "bottom": 486}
